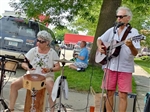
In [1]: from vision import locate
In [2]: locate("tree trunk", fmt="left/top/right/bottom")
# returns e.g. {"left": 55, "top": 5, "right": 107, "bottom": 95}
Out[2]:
{"left": 89, "top": 0, "right": 122, "bottom": 64}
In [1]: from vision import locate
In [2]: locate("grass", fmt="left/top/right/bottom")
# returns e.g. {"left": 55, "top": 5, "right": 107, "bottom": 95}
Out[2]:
{"left": 134, "top": 56, "right": 150, "bottom": 74}
{"left": 54, "top": 64, "right": 137, "bottom": 93}
{"left": 55, "top": 64, "right": 103, "bottom": 93}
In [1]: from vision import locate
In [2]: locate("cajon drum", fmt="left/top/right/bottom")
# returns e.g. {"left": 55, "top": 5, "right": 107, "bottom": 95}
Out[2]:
{"left": 23, "top": 74, "right": 47, "bottom": 112}
{"left": 23, "top": 74, "right": 46, "bottom": 90}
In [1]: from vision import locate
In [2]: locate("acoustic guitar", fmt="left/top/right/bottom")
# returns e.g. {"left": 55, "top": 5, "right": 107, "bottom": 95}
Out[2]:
{"left": 95, "top": 34, "right": 146, "bottom": 65}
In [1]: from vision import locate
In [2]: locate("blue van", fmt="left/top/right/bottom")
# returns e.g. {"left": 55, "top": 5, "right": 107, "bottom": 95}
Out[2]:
{"left": 0, "top": 16, "right": 61, "bottom": 60}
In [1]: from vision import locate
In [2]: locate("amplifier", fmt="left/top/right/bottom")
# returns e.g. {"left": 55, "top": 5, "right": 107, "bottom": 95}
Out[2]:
{"left": 113, "top": 92, "right": 137, "bottom": 112}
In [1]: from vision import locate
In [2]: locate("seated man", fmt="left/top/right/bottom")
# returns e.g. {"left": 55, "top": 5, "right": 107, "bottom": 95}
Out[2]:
{"left": 69, "top": 41, "right": 89, "bottom": 72}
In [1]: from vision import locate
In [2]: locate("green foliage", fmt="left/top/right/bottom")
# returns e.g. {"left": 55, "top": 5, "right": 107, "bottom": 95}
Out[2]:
{"left": 140, "top": 31, "right": 150, "bottom": 48}
{"left": 122, "top": 1, "right": 150, "bottom": 30}
{"left": 127, "top": 0, "right": 150, "bottom": 4}
{"left": 9, "top": 0, "right": 150, "bottom": 36}
{"left": 54, "top": 64, "right": 136, "bottom": 93}
{"left": 132, "top": 78, "right": 137, "bottom": 93}
{"left": 67, "top": 1, "right": 102, "bottom": 36}
{"left": 9, "top": 0, "right": 101, "bottom": 28}
{"left": 140, "top": 56, "right": 150, "bottom": 62}
{"left": 53, "top": 28, "right": 78, "bottom": 40}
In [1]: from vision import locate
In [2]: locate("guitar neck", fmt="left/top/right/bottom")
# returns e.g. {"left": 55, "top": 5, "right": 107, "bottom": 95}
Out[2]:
{"left": 112, "top": 41, "right": 125, "bottom": 49}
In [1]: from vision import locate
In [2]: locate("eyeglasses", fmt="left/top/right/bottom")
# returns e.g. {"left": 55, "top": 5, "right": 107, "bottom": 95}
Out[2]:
{"left": 37, "top": 39, "right": 46, "bottom": 44}
{"left": 116, "top": 15, "right": 127, "bottom": 19}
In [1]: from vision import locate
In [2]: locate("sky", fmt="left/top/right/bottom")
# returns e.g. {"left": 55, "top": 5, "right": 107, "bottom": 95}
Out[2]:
{"left": 0, "top": 0, "right": 15, "bottom": 15}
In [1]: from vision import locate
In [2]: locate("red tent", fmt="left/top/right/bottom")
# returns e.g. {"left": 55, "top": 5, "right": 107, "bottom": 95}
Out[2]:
{"left": 64, "top": 33, "right": 94, "bottom": 44}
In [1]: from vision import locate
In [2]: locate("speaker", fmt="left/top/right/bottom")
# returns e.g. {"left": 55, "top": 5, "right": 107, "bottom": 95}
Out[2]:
{"left": 113, "top": 92, "right": 137, "bottom": 112}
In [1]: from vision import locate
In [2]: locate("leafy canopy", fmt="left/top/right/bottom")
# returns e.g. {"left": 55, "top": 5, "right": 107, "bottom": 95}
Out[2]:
{"left": 9, "top": 0, "right": 101, "bottom": 29}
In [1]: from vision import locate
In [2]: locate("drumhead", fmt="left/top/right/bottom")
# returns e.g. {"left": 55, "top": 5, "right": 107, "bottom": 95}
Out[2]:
{"left": 24, "top": 74, "right": 46, "bottom": 81}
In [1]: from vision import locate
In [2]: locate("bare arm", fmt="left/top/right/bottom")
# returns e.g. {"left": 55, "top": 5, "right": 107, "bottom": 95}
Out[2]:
{"left": 97, "top": 39, "right": 105, "bottom": 54}
{"left": 42, "top": 62, "right": 61, "bottom": 73}
{"left": 21, "top": 62, "right": 29, "bottom": 70}
{"left": 74, "top": 55, "right": 85, "bottom": 60}
{"left": 51, "top": 62, "right": 61, "bottom": 72}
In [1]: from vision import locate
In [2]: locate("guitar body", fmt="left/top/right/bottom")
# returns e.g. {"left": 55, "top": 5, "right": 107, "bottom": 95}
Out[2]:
{"left": 95, "top": 41, "right": 121, "bottom": 65}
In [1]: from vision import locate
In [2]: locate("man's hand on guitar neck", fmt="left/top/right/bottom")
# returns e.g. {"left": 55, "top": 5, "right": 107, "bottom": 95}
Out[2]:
{"left": 125, "top": 39, "right": 133, "bottom": 48}
{"left": 125, "top": 39, "right": 138, "bottom": 56}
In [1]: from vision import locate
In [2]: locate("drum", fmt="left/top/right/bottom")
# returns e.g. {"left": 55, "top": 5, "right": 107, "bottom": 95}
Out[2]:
{"left": 23, "top": 74, "right": 46, "bottom": 90}
{"left": 23, "top": 74, "right": 47, "bottom": 112}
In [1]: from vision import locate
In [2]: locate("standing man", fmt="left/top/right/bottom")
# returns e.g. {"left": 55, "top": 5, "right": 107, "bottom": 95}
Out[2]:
{"left": 69, "top": 41, "right": 89, "bottom": 72}
{"left": 97, "top": 6, "right": 141, "bottom": 112}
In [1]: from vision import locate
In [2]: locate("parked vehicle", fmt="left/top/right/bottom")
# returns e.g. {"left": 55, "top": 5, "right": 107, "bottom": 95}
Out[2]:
{"left": 137, "top": 47, "right": 150, "bottom": 57}
{"left": 141, "top": 47, "right": 150, "bottom": 56}
{"left": 0, "top": 16, "right": 61, "bottom": 61}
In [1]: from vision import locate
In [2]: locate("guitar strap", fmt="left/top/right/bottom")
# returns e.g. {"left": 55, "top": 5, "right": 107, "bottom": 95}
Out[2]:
{"left": 121, "top": 24, "right": 132, "bottom": 41}
{"left": 110, "top": 24, "right": 132, "bottom": 58}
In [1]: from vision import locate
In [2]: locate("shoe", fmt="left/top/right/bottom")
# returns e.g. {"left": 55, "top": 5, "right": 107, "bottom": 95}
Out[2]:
{"left": 81, "top": 68, "right": 85, "bottom": 71}
{"left": 77, "top": 68, "right": 85, "bottom": 72}
{"left": 77, "top": 68, "right": 81, "bottom": 72}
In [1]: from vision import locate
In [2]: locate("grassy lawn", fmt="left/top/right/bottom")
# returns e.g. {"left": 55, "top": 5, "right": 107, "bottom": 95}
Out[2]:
{"left": 55, "top": 64, "right": 137, "bottom": 93}
{"left": 134, "top": 56, "right": 150, "bottom": 74}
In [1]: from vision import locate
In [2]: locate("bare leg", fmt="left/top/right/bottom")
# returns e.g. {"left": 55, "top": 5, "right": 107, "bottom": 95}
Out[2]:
{"left": 45, "top": 78, "right": 55, "bottom": 112}
{"left": 119, "top": 91, "right": 127, "bottom": 112}
{"left": 9, "top": 77, "right": 23, "bottom": 110}
{"left": 105, "top": 90, "right": 115, "bottom": 112}
{"left": 69, "top": 64, "right": 77, "bottom": 70}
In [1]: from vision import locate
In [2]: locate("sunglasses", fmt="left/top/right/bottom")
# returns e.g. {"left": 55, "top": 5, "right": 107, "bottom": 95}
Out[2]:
{"left": 116, "top": 15, "right": 127, "bottom": 19}
{"left": 37, "top": 39, "right": 46, "bottom": 44}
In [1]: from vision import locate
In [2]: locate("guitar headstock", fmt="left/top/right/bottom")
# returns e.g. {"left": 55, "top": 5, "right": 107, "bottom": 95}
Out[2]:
{"left": 131, "top": 34, "right": 146, "bottom": 42}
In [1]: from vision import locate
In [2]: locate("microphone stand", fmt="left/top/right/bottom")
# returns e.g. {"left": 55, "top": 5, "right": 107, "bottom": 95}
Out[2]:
{"left": 0, "top": 56, "right": 10, "bottom": 112}
{"left": 57, "top": 62, "right": 67, "bottom": 112}
{"left": 57, "top": 47, "right": 67, "bottom": 112}
{"left": 99, "top": 24, "right": 118, "bottom": 112}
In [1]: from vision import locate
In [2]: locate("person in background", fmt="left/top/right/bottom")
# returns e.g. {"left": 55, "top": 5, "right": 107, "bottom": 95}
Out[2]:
{"left": 8, "top": 30, "right": 61, "bottom": 112}
{"left": 97, "top": 6, "right": 141, "bottom": 112}
{"left": 69, "top": 41, "right": 89, "bottom": 72}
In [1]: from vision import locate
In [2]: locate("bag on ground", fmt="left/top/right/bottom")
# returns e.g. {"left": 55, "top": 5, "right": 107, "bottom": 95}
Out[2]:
{"left": 144, "top": 92, "right": 150, "bottom": 112}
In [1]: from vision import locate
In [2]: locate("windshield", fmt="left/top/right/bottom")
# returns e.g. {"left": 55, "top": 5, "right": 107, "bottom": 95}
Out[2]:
{"left": 0, "top": 17, "right": 39, "bottom": 38}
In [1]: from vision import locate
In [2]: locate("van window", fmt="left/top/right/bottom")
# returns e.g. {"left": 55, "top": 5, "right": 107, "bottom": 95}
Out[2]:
{"left": 0, "top": 17, "right": 39, "bottom": 38}
{"left": 0, "top": 16, "right": 61, "bottom": 59}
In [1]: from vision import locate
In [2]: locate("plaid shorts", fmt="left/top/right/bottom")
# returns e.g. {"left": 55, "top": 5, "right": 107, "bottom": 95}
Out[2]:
{"left": 73, "top": 62, "right": 88, "bottom": 68}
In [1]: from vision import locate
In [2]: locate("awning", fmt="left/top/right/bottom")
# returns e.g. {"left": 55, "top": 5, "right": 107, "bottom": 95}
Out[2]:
{"left": 64, "top": 33, "right": 94, "bottom": 44}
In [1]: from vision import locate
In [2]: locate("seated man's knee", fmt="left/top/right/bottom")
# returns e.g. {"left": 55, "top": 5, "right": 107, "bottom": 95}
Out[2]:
{"left": 69, "top": 64, "right": 73, "bottom": 67}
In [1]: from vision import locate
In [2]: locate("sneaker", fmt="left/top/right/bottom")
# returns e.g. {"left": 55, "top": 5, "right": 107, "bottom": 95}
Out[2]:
{"left": 77, "top": 68, "right": 81, "bottom": 72}
{"left": 77, "top": 68, "right": 85, "bottom": 72}
{"left": 81, "top": 68, "right": 85, "bottom": 72}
